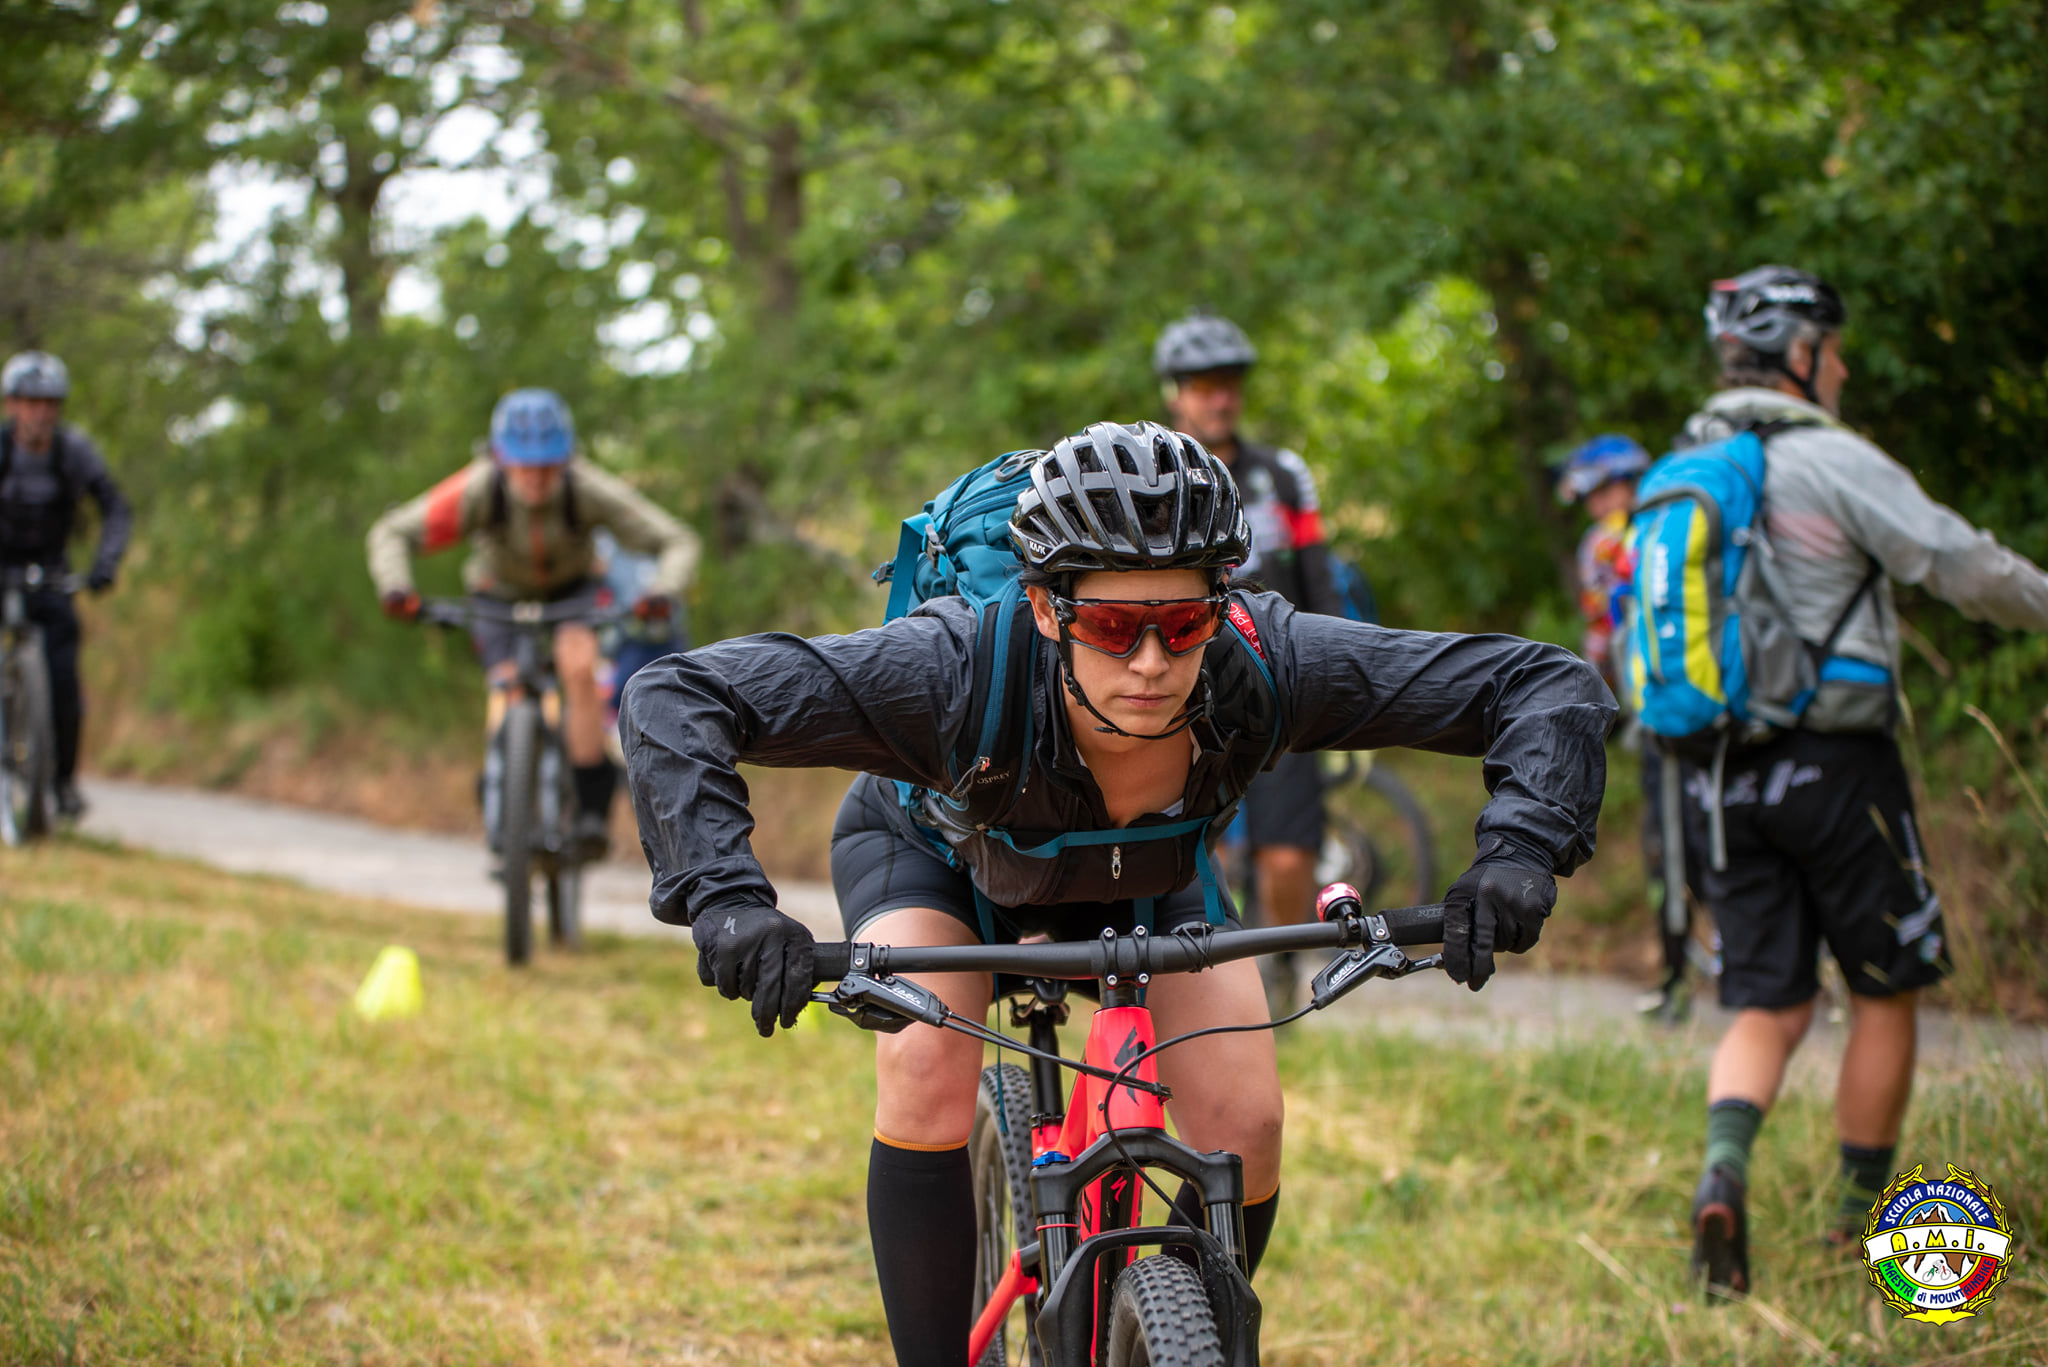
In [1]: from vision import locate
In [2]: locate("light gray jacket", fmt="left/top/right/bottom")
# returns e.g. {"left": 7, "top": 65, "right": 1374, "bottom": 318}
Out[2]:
{"left": 1680, "top": 388, "right": 2048, "bottom": 730}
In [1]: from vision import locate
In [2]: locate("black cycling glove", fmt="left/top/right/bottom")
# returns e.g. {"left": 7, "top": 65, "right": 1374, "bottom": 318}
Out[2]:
{"left": 86, "top": 566, "right": 116, "bottom": 593}
{"left": 1442, "top": 860, "right": 1556, "bottom": 992}
{"left": 693, "top": 899, "right": 816, "bottom": 1037}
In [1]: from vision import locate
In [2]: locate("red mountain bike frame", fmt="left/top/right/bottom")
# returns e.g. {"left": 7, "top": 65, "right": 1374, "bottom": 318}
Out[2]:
{"left": 814, "top": 893, "right": 1447, "bottom": 1367}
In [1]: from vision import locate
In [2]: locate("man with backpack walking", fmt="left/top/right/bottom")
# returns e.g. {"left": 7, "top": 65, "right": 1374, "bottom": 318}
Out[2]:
{"left": 1153, "top": 314, "right": 1350, "bottom": 1012}
{"left": 0, "top": 351, "right": 131, "bottom": 819}
{"left": 1629, "top": 267, "right": 2048, "bottom": 1295}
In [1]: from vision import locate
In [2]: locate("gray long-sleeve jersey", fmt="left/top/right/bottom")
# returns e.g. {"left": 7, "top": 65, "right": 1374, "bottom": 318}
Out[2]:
{"left": 1682, "top": 389, "right": 2048, "bottom": 730}
{"left": 620, "top": 590, "right": 1615, "bottom": 928}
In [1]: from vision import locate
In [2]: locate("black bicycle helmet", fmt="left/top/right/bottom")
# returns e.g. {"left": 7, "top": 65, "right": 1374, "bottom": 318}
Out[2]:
{"left": 1010, "top": 421, "right": 1251, "bottom": 577}
{"left": 1704, "top": 265, "right": 1845, "bottom": 355}
{"left": 1152, "top": 313, "right": 1257, "bottom": 378}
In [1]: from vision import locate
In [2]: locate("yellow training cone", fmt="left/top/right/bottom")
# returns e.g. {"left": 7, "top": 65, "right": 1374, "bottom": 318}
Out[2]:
{"left": 354, "top": 946, "right": 423, "bottom": 1021}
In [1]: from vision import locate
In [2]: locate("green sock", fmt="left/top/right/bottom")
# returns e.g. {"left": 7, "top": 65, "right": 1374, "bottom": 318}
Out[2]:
{"left": 1704, "top": 1099, "right": 1765, "bottom": 1185}
{"left": 1838, "top": 1143, "right": 1894, "bottom": 1230}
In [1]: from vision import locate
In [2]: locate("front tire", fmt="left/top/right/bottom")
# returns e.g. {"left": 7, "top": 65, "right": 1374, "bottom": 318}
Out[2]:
{"left": 1105, "top": 1255, "right": 1226, "bottom": 1367}
{"left": 547, "top": 865, "right": 583, "bottom": 950}
{"left": 498, "top": 700, "right": 541, "bottom": 967}
{"left": 971, "top": 1062, "right": 1041, "bottom": 1367}
{"left": 1, "top": 637, "right": 55, "bottom": 846}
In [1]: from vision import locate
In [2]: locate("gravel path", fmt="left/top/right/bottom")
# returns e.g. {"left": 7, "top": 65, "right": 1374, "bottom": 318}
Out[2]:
{"left": 78, "top": 776, "right": 2047, "bottom": 1087}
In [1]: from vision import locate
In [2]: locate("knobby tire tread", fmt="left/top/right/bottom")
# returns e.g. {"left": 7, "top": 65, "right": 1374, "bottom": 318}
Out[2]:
{"left": 972, "top": 1062, "right": 1041, "bottom": 1367}
{"left": 1105, "top": 1255, "right": 1226, "bottom": 1367}
{"left": 3, "top": 638, "right": 54, "bottom": 843}
{"left": 499, "top": 701, "right": 540, "bottom": 966}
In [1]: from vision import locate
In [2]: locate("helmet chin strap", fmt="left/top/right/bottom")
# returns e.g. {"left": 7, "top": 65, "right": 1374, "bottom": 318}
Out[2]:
{"left": 1781, "top": 338, "right": 1824, "bottom": 406}
{"left": 1057, "top": 633, "right": 1211, "bottom": 742}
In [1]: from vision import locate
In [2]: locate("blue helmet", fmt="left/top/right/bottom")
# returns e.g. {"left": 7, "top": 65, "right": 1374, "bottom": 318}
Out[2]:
{"left": 489, "top": 389, "right": 575, "bottom": 466}
{"left": 1555, "top": 434, "right": 1650, "bottom": 504}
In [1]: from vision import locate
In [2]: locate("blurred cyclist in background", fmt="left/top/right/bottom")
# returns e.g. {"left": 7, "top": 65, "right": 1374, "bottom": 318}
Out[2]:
{"left": 1557, "top": 435, "right": 1703, "bottom": 1020}
{"left": 1154, "top": 313, "right": 1348, "bottom": 1012}
{"left": 0, "top": 351, "right": 132, "bottom": 819}
{"left": 366, "top": 388, "right": 699, "bottom": 856}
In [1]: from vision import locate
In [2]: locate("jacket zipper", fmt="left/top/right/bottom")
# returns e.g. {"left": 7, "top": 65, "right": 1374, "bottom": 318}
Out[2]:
{"left": 1111, "top": 845, "right": 1121, "bottom": 880}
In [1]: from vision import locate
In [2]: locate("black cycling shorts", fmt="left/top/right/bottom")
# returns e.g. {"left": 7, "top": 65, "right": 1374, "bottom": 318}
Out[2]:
{"left": 1240, "top": 750, "right": 1326, "bottom": 854}
{"left": 829, "top": 774, "right": 1238, "bottom": 943}
{"left": 1694, "top": 730, "right": 1949, "bottom": 1010}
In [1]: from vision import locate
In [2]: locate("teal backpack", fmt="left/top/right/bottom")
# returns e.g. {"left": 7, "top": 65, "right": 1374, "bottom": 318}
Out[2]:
{"left": 873, "top": 451, "right": 1280, "bottom": 940}
{"left": 1618, "top": 419, "right": 1879, "bottom": 863}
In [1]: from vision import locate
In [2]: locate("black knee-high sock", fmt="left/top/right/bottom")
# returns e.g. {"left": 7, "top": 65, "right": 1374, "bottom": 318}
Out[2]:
{"left": 572, "top": 760, "right": 617, "bottom": 818}
{"left": 1170, "top": 1182, "right": 1281, "bottom": 1277}
{"left": 868, "top": 1137, "right": 975, "bottom": 1367}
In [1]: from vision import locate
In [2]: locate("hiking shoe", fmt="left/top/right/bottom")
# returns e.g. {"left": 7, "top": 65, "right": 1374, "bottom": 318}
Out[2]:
{"left": 54, "top": 781, "right": 86, "bottom": 820}
{"left": 571, "top": 811, "right": 610, "bottom": 862}
{"left": 1692, "top": 1165, "right": 1750, "bottom": 1297}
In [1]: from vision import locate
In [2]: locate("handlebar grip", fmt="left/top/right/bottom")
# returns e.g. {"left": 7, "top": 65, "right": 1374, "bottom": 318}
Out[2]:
{"left": 813, "top": 942, "right": 853, "bottom": 981}
{"left": 1379, "top": 902, "right": 1448, "bottom": 944}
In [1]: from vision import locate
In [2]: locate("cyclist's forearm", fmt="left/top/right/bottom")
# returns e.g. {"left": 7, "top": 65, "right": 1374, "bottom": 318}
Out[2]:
{"left": 87, "top": 468, "right": 133, "bottom": 576}
{"left": 619, "top": 620, "right": 972, "bottom": 922}
{"left": 651, "top": 519, "right": 702, "bottom": 598}
{"left": 1277, "top": 605, "right": 1614, "bottom": 874}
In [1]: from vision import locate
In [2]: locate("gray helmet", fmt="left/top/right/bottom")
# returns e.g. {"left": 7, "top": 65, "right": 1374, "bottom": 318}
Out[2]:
{"left": 1704, "top": 266, "right": 1845, "bottom": 355}
{"left": 1152, "top": 313, "right": 1257, "bottom": 378}
{"left": 1010, "top": 420, "right": 1251, "bottom": 577}
{"left": 2, "top": 351, "right": 70, "bottom": 400}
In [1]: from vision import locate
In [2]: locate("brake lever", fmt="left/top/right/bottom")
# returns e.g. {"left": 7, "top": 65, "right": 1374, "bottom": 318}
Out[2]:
{"left": 812, "top": 972, "right": 951, "bottom": 1034}
{"left": 1309, "top": 942, "right": 1426, "bottom": 1010}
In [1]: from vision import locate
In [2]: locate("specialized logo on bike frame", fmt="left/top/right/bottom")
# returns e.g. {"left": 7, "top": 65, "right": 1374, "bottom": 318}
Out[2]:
{"left": 1113, "top": 1026, "right": 1148, "bottom": 1105}
{"left": 1860, "top": 1164, "right": 2013, "bottom": 1324}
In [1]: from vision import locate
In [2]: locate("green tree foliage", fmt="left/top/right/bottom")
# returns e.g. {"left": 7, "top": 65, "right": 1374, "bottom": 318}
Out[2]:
{"left": 6, "top": 0, "right": 2045, "bottom": 746}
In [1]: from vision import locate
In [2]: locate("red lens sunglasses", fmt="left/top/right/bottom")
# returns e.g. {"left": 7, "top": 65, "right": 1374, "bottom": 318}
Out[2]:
{"left": 1053, "top": 596, "right": 1226, "bottom": 658}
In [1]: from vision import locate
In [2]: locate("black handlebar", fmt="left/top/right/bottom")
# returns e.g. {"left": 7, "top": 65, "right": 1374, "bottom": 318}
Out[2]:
{"left": 0, "top": 566, "right": 83, "bottom": 596}
{"left": 810, "top": 902, "right": 1447, "bottom": 984}
{"left": 417, "top": 595, "right": 622, "bottom": 630}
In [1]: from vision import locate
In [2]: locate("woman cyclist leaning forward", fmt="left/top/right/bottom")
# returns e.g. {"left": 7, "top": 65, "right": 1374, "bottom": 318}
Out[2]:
{"left": 620, "top": 421, "right": 1614, "bottom": 1366}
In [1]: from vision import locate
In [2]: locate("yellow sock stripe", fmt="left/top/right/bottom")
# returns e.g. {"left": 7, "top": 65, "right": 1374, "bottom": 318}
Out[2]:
{"left": 874, "top": 1131, "right": 969, "bottom": 1153}
{"left": 1247, "top": 1181, "right": 1280, "bottom": 1206}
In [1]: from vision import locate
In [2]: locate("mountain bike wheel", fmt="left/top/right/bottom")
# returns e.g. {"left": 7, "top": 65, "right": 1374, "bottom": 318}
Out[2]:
{"left": 498, "top": 700, "right": 540, "bottom": 967}
{"left": 1320, "top": 765, "right": 1437, "bottom": 907}
{"left": 1104, "top": 1255, "right": 1225, "bottom": 1367}
{"left": 547, "top": 864, "right": 583, "bottom": 950}
{"left": 1, "top": 638, "right": 55, "bottom": 846}
{"left": 971, "top": 1062, "right": 1042, "bottom": 1367}
{"left": 1364, "top": 765, "right": 1437, "bottom": 904}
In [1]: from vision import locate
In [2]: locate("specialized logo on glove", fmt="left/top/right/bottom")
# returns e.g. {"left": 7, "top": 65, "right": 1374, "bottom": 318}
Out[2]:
{"left": 1861, "top": 1164, "right": 2012, "bottom": 1324}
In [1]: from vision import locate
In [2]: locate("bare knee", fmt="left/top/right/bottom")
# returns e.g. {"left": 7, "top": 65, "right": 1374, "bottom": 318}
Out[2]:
{"left": 874, "top": 1024, "right": 983, "bottom": 1145}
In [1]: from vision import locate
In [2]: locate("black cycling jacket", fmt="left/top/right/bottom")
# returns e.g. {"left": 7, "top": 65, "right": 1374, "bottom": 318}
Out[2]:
{"left": 0, "top": 422, "right": 132, "bottom": 580}
{"left": 622, "top": 591, "right": 1615, "bottom": 928}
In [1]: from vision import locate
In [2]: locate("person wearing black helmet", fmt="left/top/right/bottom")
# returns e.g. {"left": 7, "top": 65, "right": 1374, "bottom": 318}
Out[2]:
{"left": 1678, "top": 267, "right": 2048, "bottom": 1296}
{"left": 1153, "top": 314, "right": 1349, "bottom": 1012}
{"left": 621, "top": 419, "right": 1613, "bottom": 1366}
{"left": 1, "top": 351, "right": 132, "bottom": 819}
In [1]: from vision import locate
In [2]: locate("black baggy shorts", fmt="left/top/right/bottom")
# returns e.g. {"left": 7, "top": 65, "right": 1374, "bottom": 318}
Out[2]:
{"left": 829, "top": 773, "right": 1238, "bottom": 943}
{"left": 1240, "top": 749, "right": 1326, "bottom": 854}
{"left": 1694, "top": 730, "right": 1949, "bottom": 1010}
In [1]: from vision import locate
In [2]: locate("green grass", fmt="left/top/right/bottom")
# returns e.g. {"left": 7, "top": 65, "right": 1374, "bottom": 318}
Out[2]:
{"left": 2, "top": 841, "right": 2043, "bottom": 1365}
